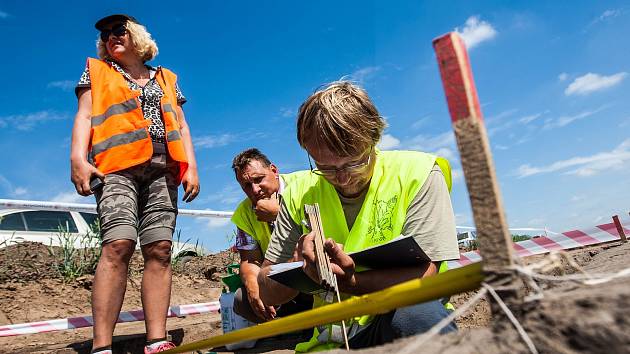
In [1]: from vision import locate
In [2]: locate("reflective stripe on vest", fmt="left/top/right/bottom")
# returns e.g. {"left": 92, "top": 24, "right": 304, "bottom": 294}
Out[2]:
{"left": 284, "top": 150, "right": 451, "bottom": 352}
{"left": 91, "top": 98, "right": 139, "bottom": 127}
{"left": 231, "top": 171, "right": 311, "bottom": 254}
{"left": 91, "top": 128, "right": 149, "bottom": 156}
{"left": 167, "top": 129, "right": 181, "bottom": 142}
{"left": 87, "top": 58, "right": 189, "bottom": 177}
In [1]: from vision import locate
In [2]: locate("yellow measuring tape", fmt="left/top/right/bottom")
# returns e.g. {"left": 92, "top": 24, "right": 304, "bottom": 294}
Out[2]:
{"left": 163, "top": 263, "right": 483, "bottom": 353}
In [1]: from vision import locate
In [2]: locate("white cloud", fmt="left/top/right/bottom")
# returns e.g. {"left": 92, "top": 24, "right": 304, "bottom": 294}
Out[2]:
{"left": 193, "top": 133, "right": 236, "bottom": 149}
{"left": 347, "top": 66, "right": 381, "bottom": 83}
{"left": 0, "top": 174, "right": 29, "bottom": 198}
{"left": 570, "top": 195, "right": 585, "bottom": 202}
{"left": 411, "top": 116, "right": 430, "bottom": 130}
{"left": 377, "top": 134, "right": 401, "bottom": 150}
{"left": 494, "top": 144, "right": 509, "bottom": 151}
{"left": 279, "top": 107, "right": 294, "bottom": 118}
{"left": 600, "top": 9, "right": 622, "bottom": 20}
{"left": 47, "top": 80, "right": 75, "bottom": 92}
{"left": 455, "top": 16, "right": 497, "bottom": 50}
{"left": 406, "top": 131, "right": 455, "bottom": 152}
{"left": 13, "top": 187, "right": 28, "bottom": 196}
{"left": 0, "top": 10, "right": 9, "bottom": 19}
{"left": 206, "top": 218, "right": 231, "bottom": 230}
{"left": 588, "top": 9, "right": 622, "bottom": 28}
{"left": 519, "top": 113, "right": 543, "bottom": 125}
{"left": 558, "top": 73, "right": 568, "bottom": 81}
{"left": 393, "top": 131, "right": 459, "bottom": 165}
{"left": 564, "top": 72, "right": 627, "bottom": 96}
{"left": 52, "top": 191, "right": 87, "bottom": 203}
{"left": 515, "top": 138, "right": 630, "bottom": 178}
{"left": 543, "top": 105, "right": 608, "bottom": 130}
{"left": 200, "top": 184, "right": 243, "bottom": 207}
{"left": 485, "top": 109, "right": 518, "bottom": 136}
{"left": 0, "top": 110, "right": 68, "bottom": 131}
{"left": 433, "top": 147, "right": 457, "bottom": 163}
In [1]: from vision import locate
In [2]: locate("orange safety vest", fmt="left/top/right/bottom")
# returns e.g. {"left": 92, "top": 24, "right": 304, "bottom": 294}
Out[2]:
{"left": 87, "top": 58, "right": 188, "bottom": 182}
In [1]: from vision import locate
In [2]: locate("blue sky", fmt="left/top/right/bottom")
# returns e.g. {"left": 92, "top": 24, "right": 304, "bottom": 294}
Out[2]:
{"left": 0, "top": 1, "right": 628, "bottom": 252}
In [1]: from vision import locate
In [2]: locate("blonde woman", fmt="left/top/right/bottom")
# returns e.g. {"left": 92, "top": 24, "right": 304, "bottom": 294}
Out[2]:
{"left": 70, "top": 14, "right": 199, "bottom": 354}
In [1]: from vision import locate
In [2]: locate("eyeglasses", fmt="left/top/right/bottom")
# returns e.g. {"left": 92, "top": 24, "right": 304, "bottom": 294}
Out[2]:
{"left": 309, "top": 148, "right": 373, "bottom": 177}
{"left": 100, "top": 23, "right": 127, "bottom": 42}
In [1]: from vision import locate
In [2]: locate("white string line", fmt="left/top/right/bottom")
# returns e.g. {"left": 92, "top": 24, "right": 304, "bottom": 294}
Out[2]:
{"left": 403, "top": 248, "right": 624, "bottom": 354}
{"left": 482, "top": 283, "right": 538, "bottom": 354}
{"left": 514, "top": 265, "right": 630, "bottom": 285}
{"left": 398, "top": 288, "right": 488, "bottom": 354}
{"left": 511, "top": 249, "right": 630, "bottom": 286}
{"left": 524, "top": 251, "right": 590, "bottom": 276}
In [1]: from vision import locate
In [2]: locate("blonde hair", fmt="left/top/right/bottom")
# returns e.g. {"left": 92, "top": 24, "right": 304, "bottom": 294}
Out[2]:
{"left": 297, "top": 81, "right": 386, "bottom": 157}
{"left": 96, "top": 21, "right": 159, "bottom": 62}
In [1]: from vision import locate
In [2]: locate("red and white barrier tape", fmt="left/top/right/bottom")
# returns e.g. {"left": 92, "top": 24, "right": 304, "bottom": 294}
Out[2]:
{"left": 0, "top": 301, "right": 219, "bottom": 337}
{"left": 448, "top": 217, "right": 630, "bottom": 269}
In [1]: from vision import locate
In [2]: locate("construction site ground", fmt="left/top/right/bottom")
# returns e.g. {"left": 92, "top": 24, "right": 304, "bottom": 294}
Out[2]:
{"left": 1, "top": 240, "right": 628, "bottom": 353}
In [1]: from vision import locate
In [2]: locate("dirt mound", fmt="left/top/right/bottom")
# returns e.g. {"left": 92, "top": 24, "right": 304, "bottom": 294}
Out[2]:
{"left": 0, "top": 244, "right": 239, "bottom": 354}
{"left": 174, "top": 250, "right": 237, "bottom": 282}
{"left": 0, "top": 242, "right": 58, "bottom": 283}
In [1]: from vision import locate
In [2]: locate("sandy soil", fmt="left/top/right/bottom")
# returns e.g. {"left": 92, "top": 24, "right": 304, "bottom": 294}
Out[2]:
{"left": 1, "top": 241, "right": 628, "bottom": 353}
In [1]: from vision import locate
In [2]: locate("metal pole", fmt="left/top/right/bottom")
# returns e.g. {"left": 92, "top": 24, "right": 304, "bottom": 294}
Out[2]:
{"left": 0, "top": 199, "right": 233, "bottom": 218}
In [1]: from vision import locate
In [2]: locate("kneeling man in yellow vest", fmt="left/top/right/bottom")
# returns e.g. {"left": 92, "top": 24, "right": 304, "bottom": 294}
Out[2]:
{"left": 257, "top": 82, "right": 461, "bottom": 352}
{"left": 230, "top": 148, "right": 313, "bottom": 323}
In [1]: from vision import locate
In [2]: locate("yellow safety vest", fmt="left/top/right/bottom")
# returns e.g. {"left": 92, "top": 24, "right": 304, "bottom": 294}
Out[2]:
{"left": 282, "top": 150, "right": 452, "bottom": 352}
{"left": 231, "top": 171, "right": 310, "bottom": 253}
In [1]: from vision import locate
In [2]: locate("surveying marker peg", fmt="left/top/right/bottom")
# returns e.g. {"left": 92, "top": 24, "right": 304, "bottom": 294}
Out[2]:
{"left": 612, "top": 215, "right": 627, "bottom": 243}
{"left": 433, "top": 32, "right": 524, "bottom": 322}
{"left": 432, "top": 32, "right": 515, "bottom": 272}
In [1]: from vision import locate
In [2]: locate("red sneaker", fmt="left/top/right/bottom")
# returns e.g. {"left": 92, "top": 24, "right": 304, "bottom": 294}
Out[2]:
{"left": 144, "top": 341, "right": 176, "bottom": 354}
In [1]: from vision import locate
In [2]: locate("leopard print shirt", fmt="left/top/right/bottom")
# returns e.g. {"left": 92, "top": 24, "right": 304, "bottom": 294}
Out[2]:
{"left": 76, "top": 60, "right": 186, "bottom": 143}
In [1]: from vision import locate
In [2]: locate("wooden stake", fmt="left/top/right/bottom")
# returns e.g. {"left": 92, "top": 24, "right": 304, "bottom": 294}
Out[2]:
{"left": 612, "top": 215, "right": 627, "bottom": 243}
{"left": 433, "top": 33, "right": 515, "bottom": 273}
{"left": 433, "top": 34, "right": 524, "bottom": 326}
{"left": 304, "top": 204, "right": 350, "bottom": 350}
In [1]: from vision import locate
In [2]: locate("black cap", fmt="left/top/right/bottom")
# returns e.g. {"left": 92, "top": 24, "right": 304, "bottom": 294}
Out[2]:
{"left": 94, "top": 14, "right": 140, "bottom": 31}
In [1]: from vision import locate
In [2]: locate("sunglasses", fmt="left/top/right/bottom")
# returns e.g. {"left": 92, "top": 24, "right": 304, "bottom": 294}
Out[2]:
{"left": 100, "top": 23, "right": 127, "bottom": 42}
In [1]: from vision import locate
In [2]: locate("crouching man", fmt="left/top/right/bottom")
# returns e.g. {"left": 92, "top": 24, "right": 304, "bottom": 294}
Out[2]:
{"left": 230, "top": 148, "right": 313, "bottom": 323}
{"left": 258, "top": 82, "right": 460, "bottom": 352}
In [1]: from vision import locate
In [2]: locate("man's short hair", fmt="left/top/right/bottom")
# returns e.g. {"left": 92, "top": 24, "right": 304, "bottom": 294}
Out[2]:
{"left": 296, "top": 81, "right": 386, "bottom": 157}
{"left": 232, "top": 148, "right": 272, "bottom": 173}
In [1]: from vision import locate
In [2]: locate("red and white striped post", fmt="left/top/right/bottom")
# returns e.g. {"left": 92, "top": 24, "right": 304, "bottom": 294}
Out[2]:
{"left": 433, "top": 32, "right": 523, "bottom": 313}
{"left": 433, "top": 32, "right": 515, "bottom": 273}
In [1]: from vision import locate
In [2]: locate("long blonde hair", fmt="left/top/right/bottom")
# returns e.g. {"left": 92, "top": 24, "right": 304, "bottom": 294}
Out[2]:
{"left": 96, "top": 21, "right": 159, "bottom": 62}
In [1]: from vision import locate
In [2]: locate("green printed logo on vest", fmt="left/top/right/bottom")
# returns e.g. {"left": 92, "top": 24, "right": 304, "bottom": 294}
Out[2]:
{"left": 366, "top": 195, "right": 398, "bottom": 243}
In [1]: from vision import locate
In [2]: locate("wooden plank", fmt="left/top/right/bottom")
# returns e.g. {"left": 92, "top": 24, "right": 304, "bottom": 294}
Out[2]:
{"left": 612, "top": 215, "right": 627, "bottom": 243}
